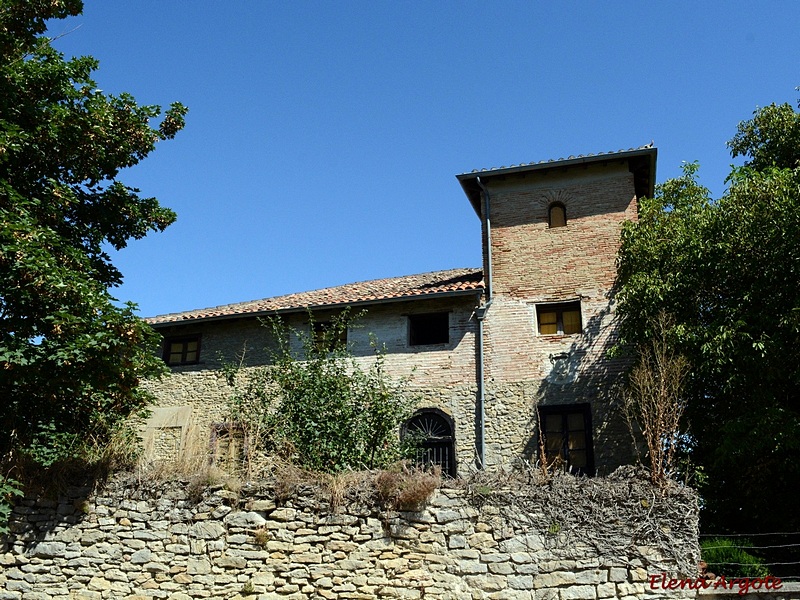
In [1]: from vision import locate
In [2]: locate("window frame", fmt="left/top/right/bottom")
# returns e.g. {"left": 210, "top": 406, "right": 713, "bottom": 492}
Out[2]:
{"left": 162, "top": 334, "right": 201, "bottom": 366}
{"left": 408, "top": 312, "right": 450, "bottom": 347}
{"left": 538, "top": 403, "right": 594, "bottom": 476}
{"left": 548, "top": 202, "right": 567, "bottom": 228}
{"left": 536, "top": 301, "right": 582, "bottom": 336}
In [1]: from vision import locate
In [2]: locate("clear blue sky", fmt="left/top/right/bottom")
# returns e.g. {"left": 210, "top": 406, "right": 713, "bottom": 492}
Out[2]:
{"left": 49, "top": 2, "right": 799, "bottom": 318}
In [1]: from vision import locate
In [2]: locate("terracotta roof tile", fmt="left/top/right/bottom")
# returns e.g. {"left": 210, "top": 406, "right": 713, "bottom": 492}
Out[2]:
{"left": 147, "top": 268, "right": 484, "bottom": 326}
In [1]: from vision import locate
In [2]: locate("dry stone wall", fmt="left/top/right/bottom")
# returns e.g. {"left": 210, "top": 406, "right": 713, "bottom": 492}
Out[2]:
{"left": 0, "top": 471, "right": 707, "bottom": 600}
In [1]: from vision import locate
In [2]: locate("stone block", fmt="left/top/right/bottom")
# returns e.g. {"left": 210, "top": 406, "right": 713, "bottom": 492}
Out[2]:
{"left": 29, "top": 542, "right": 66, "bottom": 558}
{"left": 224, "top": 511, "right": 267, "bottom": 528}
{"left": 596, "top": 582, "right": 616, "bottom": 598}
{"left": 559, "top": 585, "right": 597, "bottom": 599}
{"left": 216, "top": 555, "right": 247, "bottom": 569}
{"left": 129, "top": 549, "right": 153, "bottom": 564}
{"left": 608, "top": 567, "right": 627, "bottom": 582}
{"left": 575, "top": 570, "right": 607, "bottom": 585}
{"left": 186, "top": 557, "right": 212, "bottom": 575}
{"left": 190, "top": 521, "right": 225, "bottom": 539}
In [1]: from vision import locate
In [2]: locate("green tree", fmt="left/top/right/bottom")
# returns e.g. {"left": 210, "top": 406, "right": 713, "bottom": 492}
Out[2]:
{"left": 0, "top": 1, "right": 186, "bottom": 471}
{"left": 224, "top": 313, "right": 418, "bottom": 474}
{"left": 616, "top": 96, "right": 800, "bottom": 536}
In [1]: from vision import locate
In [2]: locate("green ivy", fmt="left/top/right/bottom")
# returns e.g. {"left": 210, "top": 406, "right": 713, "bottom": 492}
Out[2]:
{"left": 0, "top": 475, "right": 23, "bottom": 535}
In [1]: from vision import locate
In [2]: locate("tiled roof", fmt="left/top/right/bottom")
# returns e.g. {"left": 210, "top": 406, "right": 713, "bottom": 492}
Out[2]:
{"left": 147, "top": 268, "right": 484, "bottom": 326}
{"left": 457, "top": 143, "right": 655, "bottom": 177}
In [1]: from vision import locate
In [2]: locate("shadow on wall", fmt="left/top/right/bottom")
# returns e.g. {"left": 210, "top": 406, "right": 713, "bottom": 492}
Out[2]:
{"left": 1, "top": 471, "right": 96, "bottom": 556}
{"left": 521, "top": 289, "right": 635, "bottom": 476}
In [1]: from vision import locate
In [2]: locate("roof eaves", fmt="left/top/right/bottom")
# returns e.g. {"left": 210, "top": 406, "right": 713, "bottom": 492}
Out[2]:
{"left": 457, "top": 145, "right": 657, "bottom": 215}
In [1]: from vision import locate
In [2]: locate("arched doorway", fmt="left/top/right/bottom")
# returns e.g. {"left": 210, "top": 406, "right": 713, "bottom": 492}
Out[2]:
{"left": 404, "top": 408, "right": 456, "bottom": 477}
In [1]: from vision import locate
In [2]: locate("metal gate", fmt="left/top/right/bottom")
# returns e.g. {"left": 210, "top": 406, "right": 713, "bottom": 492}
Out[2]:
{"left": 404, "top": 409, "right": 456, "bottom": 477}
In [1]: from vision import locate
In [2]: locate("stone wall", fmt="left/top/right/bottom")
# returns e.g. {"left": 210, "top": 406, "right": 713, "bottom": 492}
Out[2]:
{"left": 0, "top": 471, "right": 706, "bottom": 600}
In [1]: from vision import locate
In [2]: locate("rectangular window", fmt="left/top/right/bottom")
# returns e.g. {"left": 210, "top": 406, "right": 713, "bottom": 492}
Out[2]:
{"left": 163, "top": 335, "right": 201, "bottom": 366}
{"left": 537, "top": 301, "right": 582, "bottom": 335}
{"left": 312, "top": 320, "right": 347, "bottom": 352}
{"left": 408, "top": 312, "right": 449, "bottom": 346}
{"left": 539, "top": 404, "right": 594, "bottom": 475}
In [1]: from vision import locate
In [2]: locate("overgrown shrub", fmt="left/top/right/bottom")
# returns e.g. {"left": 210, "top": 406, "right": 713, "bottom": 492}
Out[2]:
{"left": 224, "top": 311, "right": 418, "bottom": 474}
{"left": 701, "top": 537, "right": 770, "bottom": 578}
{"left": 0, "top": 475, "right": 23, "bottom": 534}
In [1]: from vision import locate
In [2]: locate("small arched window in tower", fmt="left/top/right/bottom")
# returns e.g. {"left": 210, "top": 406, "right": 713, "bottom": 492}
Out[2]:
{"left": 404, "top": 409, "right": 456, "bottom": 477}
{"left": 548, "top": 202, "right": 567, "bottom": 228}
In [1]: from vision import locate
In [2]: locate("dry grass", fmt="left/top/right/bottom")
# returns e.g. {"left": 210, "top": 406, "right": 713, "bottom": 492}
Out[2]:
{"left": 138, "top": 423, "right": 207, "bottom": 478}
{"left": 132, "top": 423, "right": 442, "bottom": 513}
{"left": 136, "top": 424, "right": 245, "bottom": 504}
{"left": 252, "top": 527, "right": 269, "bottom": 548}
{"left": 375, "top": 463, "right": 440, "bottom": 512}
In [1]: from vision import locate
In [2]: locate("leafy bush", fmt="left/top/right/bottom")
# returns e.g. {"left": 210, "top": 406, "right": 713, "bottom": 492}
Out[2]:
{"left": 701, "top": 537, "right": 770, "bottom": 578}
{"left": 0, "top": 476, "right": 23, "bottom": 534}
{"left": 224, "top": 311, "right": 418, "bottom": 474}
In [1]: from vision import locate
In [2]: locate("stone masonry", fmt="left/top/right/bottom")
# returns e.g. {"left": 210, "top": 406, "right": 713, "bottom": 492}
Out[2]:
{"left": 0, "top": 471, "right": 706, "bottom": 600}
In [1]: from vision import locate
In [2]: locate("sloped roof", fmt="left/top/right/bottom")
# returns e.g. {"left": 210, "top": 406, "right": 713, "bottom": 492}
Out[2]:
{"left": 148, "top": 268, "right": 484, "bottom": 326}
{"left": 457, "top": 144, "right": 655, "bottom": 178}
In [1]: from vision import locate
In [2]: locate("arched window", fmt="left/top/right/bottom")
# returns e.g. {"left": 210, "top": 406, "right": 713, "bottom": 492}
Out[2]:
{"left": 548, "top": 202, "right": 567, "bottom": 228}
{"left": 404, "top": 409, "right": 456, "bottom": 477}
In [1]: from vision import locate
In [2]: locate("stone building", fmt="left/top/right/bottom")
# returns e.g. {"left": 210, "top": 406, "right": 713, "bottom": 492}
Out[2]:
{"left": 144, "top": 145, "right": 657, "bottom": 477}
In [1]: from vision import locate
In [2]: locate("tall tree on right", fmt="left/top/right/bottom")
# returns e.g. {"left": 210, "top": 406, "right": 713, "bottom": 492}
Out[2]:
{"left": 616, "top": 95, "right": 800, "bottom": 537}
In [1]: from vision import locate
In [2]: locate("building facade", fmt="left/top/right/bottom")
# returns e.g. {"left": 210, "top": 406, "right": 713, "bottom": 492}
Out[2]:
{"left": 144, "top": 146, "right": 656, "bottom": 477}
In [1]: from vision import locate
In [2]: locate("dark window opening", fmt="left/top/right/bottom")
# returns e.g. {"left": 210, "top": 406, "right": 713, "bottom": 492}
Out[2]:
{"left": 539, "top": 404, "right": 594, "bottom": 475}
{"left": 537, "top": 302, "right": 582, "bottom": 335}
{"left": 408, "top": 312, "right": 449, "bottom": 346}
{"left": 163, "top": 335, "right": 201, "bottom": 365}
{"left": 404, "top": 409, "right": 456, "bottom": 477}
{"left": 312, "top": 320, "right": 347, "bottom": 352}
{"left": 549, "top": 202, "right": 567, "bottom": 228}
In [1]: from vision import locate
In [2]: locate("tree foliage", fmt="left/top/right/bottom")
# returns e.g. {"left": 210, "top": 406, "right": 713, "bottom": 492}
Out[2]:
{"left": 616, "top": 96, "right": 800, "bottom": 533}
{"left": 0, "top": 1, "right": 186, "bottom": 469}
{"left": 224, "top": 313, "right": 418, "bottom": 474}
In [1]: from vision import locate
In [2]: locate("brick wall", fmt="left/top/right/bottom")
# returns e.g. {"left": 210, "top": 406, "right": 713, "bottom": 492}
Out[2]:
{"left": 479, "top": 161, "right": 639, "bottom": 472}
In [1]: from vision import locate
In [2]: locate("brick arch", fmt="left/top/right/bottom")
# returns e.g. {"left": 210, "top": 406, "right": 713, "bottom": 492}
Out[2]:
{"left": 536, "top": 190, "right": 573, "bottom": 226}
